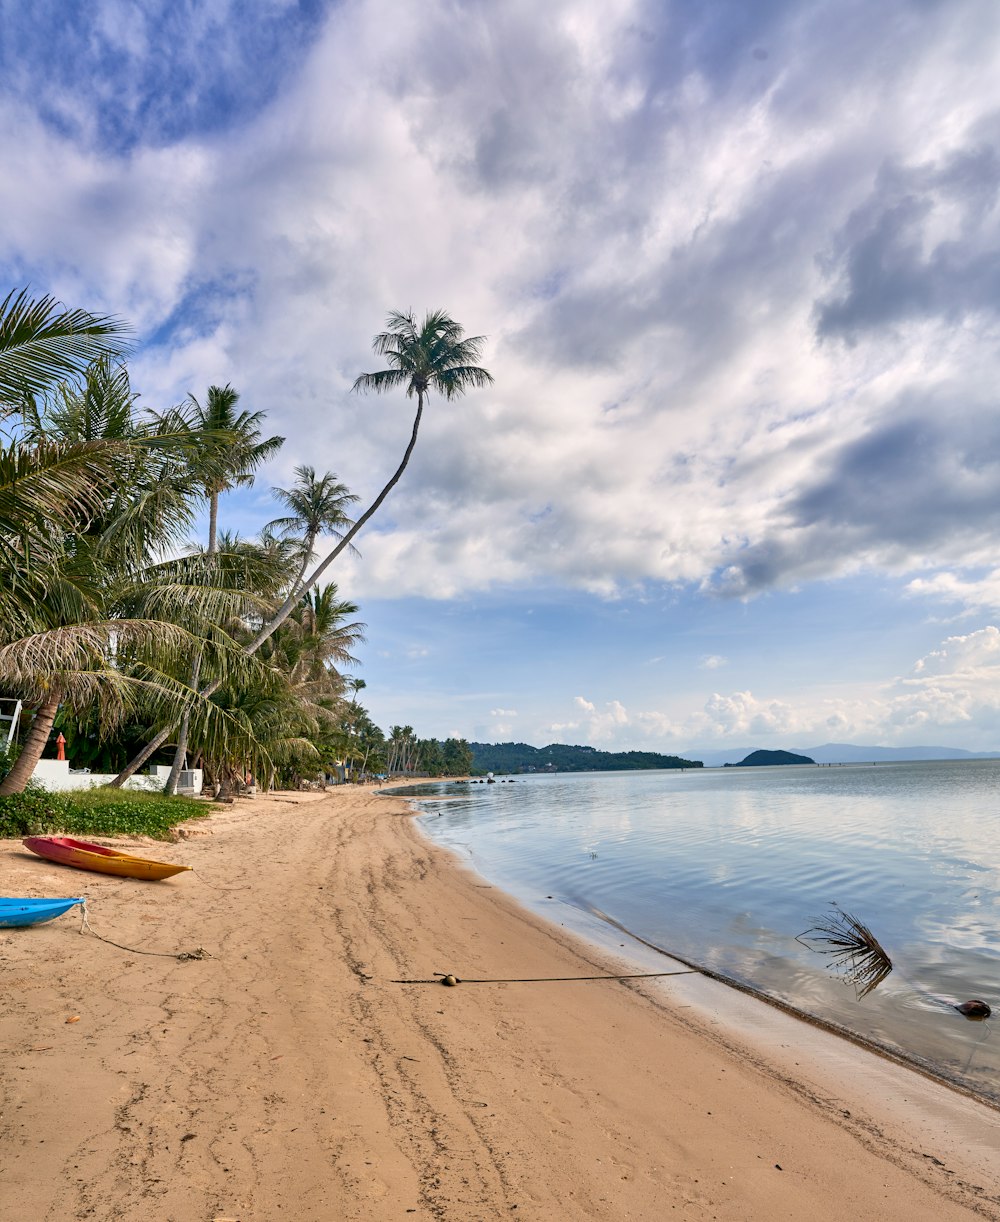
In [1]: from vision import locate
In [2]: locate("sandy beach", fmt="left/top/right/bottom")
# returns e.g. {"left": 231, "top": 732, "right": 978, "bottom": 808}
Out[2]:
{"left": 2, "top": 785, "right": 1000, "bottom": 1221}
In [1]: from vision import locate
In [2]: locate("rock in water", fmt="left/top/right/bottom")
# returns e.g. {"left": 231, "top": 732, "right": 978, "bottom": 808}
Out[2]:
{"left": 954, "top": 999, "right": 991, "bottom": 1019}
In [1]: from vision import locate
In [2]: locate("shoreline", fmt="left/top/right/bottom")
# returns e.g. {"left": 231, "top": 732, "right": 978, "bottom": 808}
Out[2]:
{"left": 2, "top": 785, "right": 999, "bottom": 1219}
{"left": 404, "top": 774, "right": 1000, "bottom": 1113}
{"left": 547, "top": 899, "right": 1000, "bottom": 1116}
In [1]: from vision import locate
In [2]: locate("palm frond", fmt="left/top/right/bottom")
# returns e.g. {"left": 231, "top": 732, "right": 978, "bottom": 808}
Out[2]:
{"left": 0, "top": 438, "right": 121, "bottom": 553}
{"left": 0, "top": 289, "right": 130, "bottom": 405}
{"left": 351, "top": 368, "right": 410, "bottom": 395}
{"left": 797, "top": 904, "right": 894, "bottom": 999}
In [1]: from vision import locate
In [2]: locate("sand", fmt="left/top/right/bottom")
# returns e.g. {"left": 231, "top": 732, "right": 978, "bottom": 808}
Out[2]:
{"left": 2, "top": 784, "right": 1000, "bottom": 1221}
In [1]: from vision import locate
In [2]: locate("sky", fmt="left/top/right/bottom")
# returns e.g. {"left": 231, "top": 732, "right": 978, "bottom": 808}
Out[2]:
{"left": 4, "top": 0, "right": 1000, "bottom": 753}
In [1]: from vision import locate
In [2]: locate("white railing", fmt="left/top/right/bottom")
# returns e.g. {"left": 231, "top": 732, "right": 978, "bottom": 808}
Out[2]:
{"left": 0, "top": 698, "right": 22, "bottom": 750}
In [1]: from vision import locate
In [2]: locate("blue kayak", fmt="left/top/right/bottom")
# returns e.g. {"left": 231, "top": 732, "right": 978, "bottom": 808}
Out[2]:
{"left": 0, "top": 897, "right": 85, "bottom": 927}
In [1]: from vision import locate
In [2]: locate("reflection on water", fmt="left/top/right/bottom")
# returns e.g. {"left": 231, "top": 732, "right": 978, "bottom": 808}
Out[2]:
{"left": 400, "top": 761, "right": 1000, "bottom": 1102}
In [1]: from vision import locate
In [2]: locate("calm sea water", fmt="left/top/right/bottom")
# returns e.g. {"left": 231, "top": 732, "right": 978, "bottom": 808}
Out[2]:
{"left": 399, "top": 760, "right": 1000, "bottom": 1102}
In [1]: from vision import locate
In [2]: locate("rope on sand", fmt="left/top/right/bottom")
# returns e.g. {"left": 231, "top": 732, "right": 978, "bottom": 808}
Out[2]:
{"left": 191, "top": 871, "right": 252, "bottom": 893}
{"left": 78, "top": 901, "right": 212, "bottom": 961}
{"left": 392, "top": 969, "right": 700, "bottom": 986}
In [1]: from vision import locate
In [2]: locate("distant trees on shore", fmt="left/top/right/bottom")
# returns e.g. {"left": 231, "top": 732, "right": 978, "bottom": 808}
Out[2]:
{"left": 470, "top": 742, "right": 703, "bottom": 773}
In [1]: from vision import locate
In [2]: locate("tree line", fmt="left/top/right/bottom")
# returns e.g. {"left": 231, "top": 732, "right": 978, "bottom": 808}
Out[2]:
{"left": 470, "top": 742, "right": 703, "bottom": 773}
{"left": 0, "top": 291, "right": 491, "bottom": 797}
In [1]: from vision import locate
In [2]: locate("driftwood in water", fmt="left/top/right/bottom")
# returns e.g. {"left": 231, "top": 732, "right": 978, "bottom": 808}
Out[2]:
{"left": 798, "top": 904, "right": 992, "bottom": 1019}
{"left": 796, "top": 904, "right": 893, "bottom": 999}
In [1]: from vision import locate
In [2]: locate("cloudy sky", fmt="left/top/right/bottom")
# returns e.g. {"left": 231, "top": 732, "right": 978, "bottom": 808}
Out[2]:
{"left": 5, "top": 0, "right": 1000, "bottom": 753}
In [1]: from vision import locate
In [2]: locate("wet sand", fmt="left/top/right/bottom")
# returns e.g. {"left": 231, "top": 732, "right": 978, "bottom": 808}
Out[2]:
{"left": 2, "top": 785, "right": 1000, "bottom": 1220}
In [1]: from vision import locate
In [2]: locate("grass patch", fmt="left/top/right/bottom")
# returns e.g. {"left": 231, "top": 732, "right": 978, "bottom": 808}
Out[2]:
{"left": 0, "top": 787, "right": 211, "bottom": 840}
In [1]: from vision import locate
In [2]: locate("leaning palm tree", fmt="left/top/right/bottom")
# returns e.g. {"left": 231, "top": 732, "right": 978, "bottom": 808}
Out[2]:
{"left": 0, "top": 612, "right": 261, "bottom": 796}
{"left": 111, "top": 309, "right": 492, "bottom": 787}
{"left": 241, "top": 308, "right": 493, "bottom": 650}
{"left": 0, "top": 288, "right": 129, "bottom": 408}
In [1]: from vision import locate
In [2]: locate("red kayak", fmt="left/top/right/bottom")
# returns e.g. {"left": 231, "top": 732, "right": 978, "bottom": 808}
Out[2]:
{"left": 22, "top": 836, "right": 191, "bottom": 881}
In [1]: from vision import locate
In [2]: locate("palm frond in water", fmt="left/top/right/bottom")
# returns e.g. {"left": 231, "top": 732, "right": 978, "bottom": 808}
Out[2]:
{"left": 797, "top": 904, "right": 893, "bottom": 999}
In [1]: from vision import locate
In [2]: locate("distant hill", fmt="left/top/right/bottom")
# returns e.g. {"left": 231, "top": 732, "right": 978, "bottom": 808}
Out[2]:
{"left": 686, "top": 743, "right": 1000, "bottom": 767}
{"left": 469, "top": 742, "right": 702, "bottom": 774}
{"left": 724, "top": 749, "right": 815, "bottom": 767}
{"left": 797, "top": 743, "right": 1000, "bottom": 764}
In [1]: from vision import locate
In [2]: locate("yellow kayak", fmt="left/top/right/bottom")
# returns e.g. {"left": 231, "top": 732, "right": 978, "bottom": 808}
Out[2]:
{"left": 22, "top": 836, "right": 192, "bottom": 881}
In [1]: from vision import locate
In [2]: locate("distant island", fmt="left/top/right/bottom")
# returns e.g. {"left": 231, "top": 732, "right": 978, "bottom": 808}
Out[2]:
{"left": 686, "top": 742, "right": 1000, "bottom": 767}
{"left": 470, "top": 742, "right": 703, "bottom": 774}
{"left": 724, "top": 749, "right": 815, "bottom": 767}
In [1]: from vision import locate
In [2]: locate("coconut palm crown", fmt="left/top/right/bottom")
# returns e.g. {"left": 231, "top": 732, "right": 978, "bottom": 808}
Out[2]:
{"left": 237, "top": 309, "right": 492, "bottom": 652}
{"left": 268, "top": 465, "right": 359, "bottom": 595}
{"left": 352, "top": 308, "right": 494, "bottom": 404}
{"left": 164, "top": 384, "right": 285, "bottom": 554}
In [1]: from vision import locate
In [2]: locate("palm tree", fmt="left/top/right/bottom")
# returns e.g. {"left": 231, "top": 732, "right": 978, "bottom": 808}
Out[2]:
{"left": 111, "top": 309, "right": 492, "bottom": 786}
{"left": 0, "top": 482, "right": 269, "bottom": 796}
{"left": 160, "top": 384, "right": 284, "bottom": 792}
{"left": 240, "top": 308, "right": 493, "bottom": 651}
{"left": 180, "top": 580, "right": 363, "bottom": 796}
{"left": 0, "top": 367, "right": 271, "bottom": 796}
{"left": 0, "top": 288, "right": 129, "bottom": 408}
{"left": 267, "top": 465, "right": 359, "bottom": 595}
{"left": 386, "top": 724, "right": 417, "bottom": 774}
{"left": 265, "top": 583, "right": 365, "bottom": 689}
{"left": 164, "top": 383, "right": 284, "bottom": 555}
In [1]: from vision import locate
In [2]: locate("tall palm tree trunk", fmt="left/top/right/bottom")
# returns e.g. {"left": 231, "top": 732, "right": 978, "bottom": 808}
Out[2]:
{"left": 163, "top": 650, "right": 201, "bottom": 795}
{"left": 207, "top": 490, "right": 219, "bottom": 555}
{"left": 164, "top": 501, "right": 219, "bottom": 796}
{"left": 110, "top": 393, "right": 425, "bottom": 789}
{"left": 0, "top": 692, "right": 60, "bottom": 796}
{"left": 242, "top": 389, "right": 425, "bottom": 655}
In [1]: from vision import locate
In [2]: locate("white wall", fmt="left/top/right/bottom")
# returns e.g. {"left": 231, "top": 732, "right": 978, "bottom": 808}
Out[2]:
{"left": 30, "top": 759, "right": 203, "bottom": 795}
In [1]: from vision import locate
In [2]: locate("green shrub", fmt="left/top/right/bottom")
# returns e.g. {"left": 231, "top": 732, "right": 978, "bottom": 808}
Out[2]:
{"left": 0, "top": 742, "right": 15, "bottom": 783}
{"left": 0, "top": 786, "right": 210, "bottom": 840}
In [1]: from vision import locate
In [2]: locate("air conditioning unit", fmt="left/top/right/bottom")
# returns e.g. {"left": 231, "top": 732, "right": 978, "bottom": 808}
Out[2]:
{"left": 177, "top": 769, "right": 203, "bottom": 796}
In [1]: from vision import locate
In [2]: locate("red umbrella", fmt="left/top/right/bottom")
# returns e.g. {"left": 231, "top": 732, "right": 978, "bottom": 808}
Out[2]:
{"left": 55, "top": 733, "right": 66, "bottom": 761}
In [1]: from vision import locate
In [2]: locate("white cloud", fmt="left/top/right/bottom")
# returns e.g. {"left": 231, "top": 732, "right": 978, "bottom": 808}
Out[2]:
{"left": 8, "top": 2, "right": 1000, "bottom": 754}
{"left": 3, "top": 0, "right": 1000, "bottom": 615}
{"left": 534, "top": 625, "right": 1000, "bottom": 752}
{"left": 911, "top": 626, "right": 1000, "bottom": 678}
{"left": 906, "top": 571, "right": 1000, "bottom": 616}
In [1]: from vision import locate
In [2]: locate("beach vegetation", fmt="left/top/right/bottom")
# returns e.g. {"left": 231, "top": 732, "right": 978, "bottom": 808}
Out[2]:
{"left": 0, "top": 290, "right": 493, "bottom": 801}
{"left": 384, "top": 726, "right": 473, "bottom": 776}
{"left": 110, "top": 306, "right": 492, "bottom": 789}
{"left": 0, "top": 785, "right": 207, "bottom": 840}
{"left": 0, "top": 352, "right": 272, "bottom": 795}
